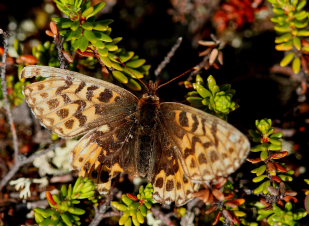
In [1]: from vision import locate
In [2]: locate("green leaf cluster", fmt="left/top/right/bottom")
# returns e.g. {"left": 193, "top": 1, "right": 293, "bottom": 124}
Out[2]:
{"left": 186, "top": 75, "right": 238, "bottom": 119}
{"left": 112, "top": 184, "right": 156, "bottom": 226}
{"left": 53, "top": 0, "right": 150, "bottom": 91}
{"left": 33, "top": 177, "right": 97, "bottom": 226}
{"left": 257, "top": 202, "right": 307, "bottom": 226}
{"left": 268, "top": 0, "right": 309, "bottom": 73}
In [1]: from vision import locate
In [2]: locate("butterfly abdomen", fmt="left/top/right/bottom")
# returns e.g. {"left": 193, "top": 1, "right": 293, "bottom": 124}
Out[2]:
{"left": 135, "top": 95, "right": 160, "bottom": 177}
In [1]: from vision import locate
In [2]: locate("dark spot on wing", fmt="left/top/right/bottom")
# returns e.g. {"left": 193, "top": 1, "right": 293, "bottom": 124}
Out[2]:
{"left": 179, "top": 111, "right": 189, "bottom": 127}
{"left": 75, "top": 113, "right": 87, "bottom": 127}
{"left": 97, "top": 89, "right": 113, "bottom": 103}
{"left": 57, "top": 108, "right": 69, "bottom": 119}
{"left": 86, "top": 85, "right": 99, "bottom": 101}
{"left": 65, "top": 119, "right": 74, "bottom": 129}
{"left": 155, "top": 177, "right": 164, "bottom": 188}
{"left": 47, "top": 99, "right": 60, "bottom": 110}
{"left": 210, "top": 150, "right": 219, "bottom": 162}
{"left": 166, "top": 180, "right": 174, "bottom": 191}
{"left": 184, "top": 148, "right": 194, "bottom": 158}
{"left": 40, "top": 92, "right": 48, "bottom": 98}
{"left": 100, "top": 170, "right": 110, "bottom": 183}
{"left": 191, "top": 114, "right": 198, "bottom": 132}
{"left": 75, "top": 81, "right": 86, "bottom": 93}
{"left": 198, "top": 153, "right": 207, "bottom": 164}
{"left": 38, "top": 84, "right": 45, "bottom": 90}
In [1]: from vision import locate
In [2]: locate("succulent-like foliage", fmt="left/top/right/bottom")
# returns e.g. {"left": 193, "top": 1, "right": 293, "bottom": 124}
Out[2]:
{"left": 186, "top": 74, "right": 238, "bottom": 119}
{"left": 51, "top": 0, "right": 150, "bottom": 91}
{"left": 112, "top": 184, "right": 156, "bottom": 226}
{"left": 268, "top": 0, "right": 309, "bottom": 73}
{"left": 32, "top": 177, "right": 97, "bottom": 226}
{"left": 248, "top": 119, "right": 307, "bottom": 225}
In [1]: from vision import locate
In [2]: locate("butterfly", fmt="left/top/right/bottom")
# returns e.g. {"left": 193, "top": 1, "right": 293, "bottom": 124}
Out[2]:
{"left": 22, "top": 65, "right": 250, "bottom": 206}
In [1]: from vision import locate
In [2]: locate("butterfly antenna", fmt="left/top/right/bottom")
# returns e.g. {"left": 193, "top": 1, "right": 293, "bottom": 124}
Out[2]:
{"left": 157, "top": 67, "right": 197, "bottom": 90}
{"left": 154, "top": 37, "right": 183, "bottom": 77}
{"left": 114, "top": 57, "right": 149, "bottom": 92}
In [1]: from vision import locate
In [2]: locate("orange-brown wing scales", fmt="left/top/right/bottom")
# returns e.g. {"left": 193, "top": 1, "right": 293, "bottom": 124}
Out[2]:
{"left": 71, "top": 120, "right": 137, "bottom": 194}
{"left": 22, "top": 66, "right": 138, "bottom": 138}
{"left": 159, "top": 103, "right": 250, "bottom": 183}
{"left": 152, "top": 135, "right": 199, "bottom": 206}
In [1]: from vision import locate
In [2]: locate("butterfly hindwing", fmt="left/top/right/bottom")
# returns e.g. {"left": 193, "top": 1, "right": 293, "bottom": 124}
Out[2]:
{"left": 72, "top": 116, "right": 138, "bottom": 194}
{"left": 151, "top": 130, "right": 199, "bottom": 206}
{"left": 159, "top": 102, "right": 250, "bottom": 183}
{"left": 21, "top": 66, "right": 138, "bottom": 138}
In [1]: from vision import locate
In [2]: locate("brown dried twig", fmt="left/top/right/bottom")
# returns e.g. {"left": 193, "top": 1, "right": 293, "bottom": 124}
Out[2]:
{"left": 155, "top": 37, "right": 183, "bottom": 77}
{"left": 0, "top": 29, "right": 19, "bottom": 163}
{"left": 89, "top": 191, "right": 116, "bottom": 226}
{"left": 0, "top": 145, "right": 58, "bottom": 190}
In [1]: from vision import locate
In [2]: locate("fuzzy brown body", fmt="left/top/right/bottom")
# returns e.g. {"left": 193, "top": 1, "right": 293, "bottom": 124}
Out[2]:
{"left": 135, "top": 95, "right": 160, "bottom": 178}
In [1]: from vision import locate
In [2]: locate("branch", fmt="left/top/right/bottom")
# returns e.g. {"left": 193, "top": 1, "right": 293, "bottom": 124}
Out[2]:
{"left": 0, "top": 145, "right": 57, "bottom": 190}
{"left": 89, "top": 195, "right": 113, "bottom": 226}
{"left": 54, "top": 37, "right": 68, "bottom": 69}
{"left": 155, "top": 37, "right": 183, "bottom": 77}
{"left": 0, "top": 29, "right": 19, "bottom": 162}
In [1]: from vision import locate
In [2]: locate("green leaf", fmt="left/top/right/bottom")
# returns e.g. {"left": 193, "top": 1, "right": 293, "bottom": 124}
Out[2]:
{"left": 71, "top": 21, "right": 80, "bottom": 31}
{"left": 81, "top": 6, "right": 94, "bottom": 18}
{"left": 77, "top": 36, "right": 89, "bottom": 52}
{"left": 195, "top": 84, "right": 212, "bottom": 98}
{"left": 297, "top": 0, "right": 307, "bottom": 11}
{"left": 293, "top": 37, "right": 302, "bottom": 50}
{"left": 253, "top": 175, "right": 268, "bottom": 183}
{"left": 280, "top": 52, "right": 295, "bottom": 67}
{"left": 292, "top": 57, "right": 301, "bottom": 73}
{"left": 126, "top": 59, "right": 146, "bottom": 68}
{"left": 112, "top": 71, "right": 129, "bottom": 84}
{"left": 127, "top": 78, "right": 142, "bottom": 91}
{"left": 85, "top": 2, "right": 106, "bottom": 19}
{"left": 84, "top": 30, "right": 98, "bottom": 43}
{"left": 93, "top": 31, "right": 113, "bottom": 42}
{"left": 93, "top": 19, "right": 114, "bottom": 31}
{"left": 260, "top": 150, "right": 269, "bottom": 161}
{"left": 207, "top": 75, "right": 219, "bottom": 94}
{"left": 297, "top": 30, "right": 309, "bottom": 36}
{"left": 294, "top": 11, "right": 308, "bottom": 20}
{"left": 82, "top": 22, "right": 93, "bottom": 30}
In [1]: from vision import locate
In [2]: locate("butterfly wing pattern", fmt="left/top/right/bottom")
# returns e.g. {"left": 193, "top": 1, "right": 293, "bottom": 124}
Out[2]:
{"left": 152, "top": 102, "right": 250, "bottom": 205}
{"left": 22, "top": 65, "right": 250, "bottom": 206}
{"left": 22, "top": 66, "right": 139, "bottom": 192}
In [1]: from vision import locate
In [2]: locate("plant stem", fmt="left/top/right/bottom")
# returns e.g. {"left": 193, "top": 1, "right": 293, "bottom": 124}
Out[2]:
{"left": 0, "top": 29, "right": 19, "bottom": 163}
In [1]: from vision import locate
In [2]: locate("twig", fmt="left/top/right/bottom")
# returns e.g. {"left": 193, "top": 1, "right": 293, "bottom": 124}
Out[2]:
{"left": 0, "top": 29, "right": 19, "bottom": 162}
{"left": 151, "top": 206, "right": 176, "bottom": 226}
{"left": 155, "top": 37, "right": 183, "bottom": 77}
{"left": 89, "top": 195, "right": 113, "bottom": 226}
{"left": 54, "top": 37, "right": 68, "bottom": 69}
{"left": 0, "top": 145, "right": 57, "bottom": 190}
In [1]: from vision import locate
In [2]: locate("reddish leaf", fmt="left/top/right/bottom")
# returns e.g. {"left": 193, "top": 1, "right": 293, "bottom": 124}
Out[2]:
{"left": 127, "top": 193, "right": 139, "bottom": 201}
{"left": 212, "top": 211, "right": 222, "bottom": 225}
{"left": 212, "top": 189, "right": 225, "bottom": 201}
{"left": 270, "top": 151, "right": 288, "bottom": 159}
{"left": 246, "top": 158, "right": 262, "bottom": 163}
{"left": 274, "top": 162, "right": 288, "bottom": 173}
{"left": 271, "top": 175, "right": 282, "bottom": 183}
{"left": 46, "top": 191, "right": 57, "bottom": 206}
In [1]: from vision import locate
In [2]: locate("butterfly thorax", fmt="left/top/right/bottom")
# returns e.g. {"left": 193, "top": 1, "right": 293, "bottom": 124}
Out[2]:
{"left": 135, "top": 93, "right": 160, "bottom": 178}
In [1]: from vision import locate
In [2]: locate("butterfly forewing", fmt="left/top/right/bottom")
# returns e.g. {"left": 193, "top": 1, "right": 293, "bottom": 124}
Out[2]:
{"left": 159, "top": 102, "right": 250, "bottom": 183}
{"left": 21, "top": 66, "right": 138, "bottom": 138}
